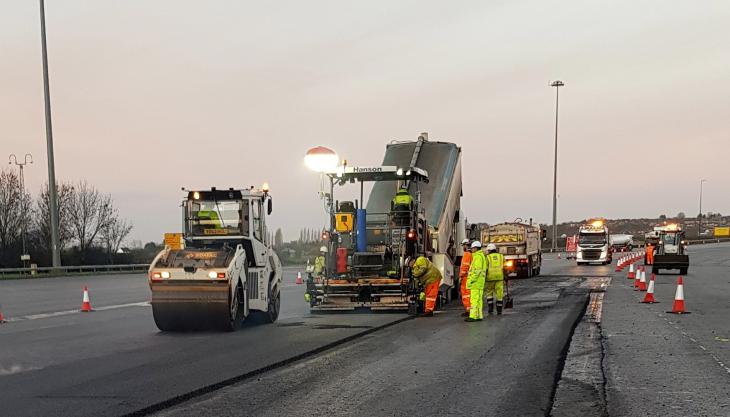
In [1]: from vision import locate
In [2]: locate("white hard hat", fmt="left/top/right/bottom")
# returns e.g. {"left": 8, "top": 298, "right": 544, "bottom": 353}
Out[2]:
{"left": 470, "top": 241, "right": 482, "bottom": 249}
{"left": 486, "top": 243, "right": 497, "bottom": 251}
{"left": 461, "top": 239, "right": 470, "bottom": 245}
{"left": 320, "top": 246, "right": 328, "bottom": 253}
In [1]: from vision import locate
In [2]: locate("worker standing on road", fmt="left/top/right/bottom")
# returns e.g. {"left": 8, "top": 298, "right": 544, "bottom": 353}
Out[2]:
{"left": 465, "top": 241, "right": 486, "bottom": 322}
{"left": 459, "top": 239, "right": 473, "bottom": 317}
{"left": 485, "top": 243, "right": 506, "bottom": 315}
{"left": 646, "top": 243, "right": 654, "bottom": 265}
{"left": 409, "top": 256, "right": 442, "bottom": 317}
{"left": 314, "top": 246, "right": 327, "bottom": 278}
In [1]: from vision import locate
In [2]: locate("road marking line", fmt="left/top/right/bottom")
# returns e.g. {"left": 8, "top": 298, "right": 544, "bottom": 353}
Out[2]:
{"left": 4, "top": 302, "right": 150, "bottom": 323}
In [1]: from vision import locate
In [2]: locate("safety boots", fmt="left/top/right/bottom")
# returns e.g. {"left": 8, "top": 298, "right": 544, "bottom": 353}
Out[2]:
{"left": 487, "top": 301, "right": 494, "bottom": 314}
{"left": 496, "top": 300, "right": 503, "bottom": 315}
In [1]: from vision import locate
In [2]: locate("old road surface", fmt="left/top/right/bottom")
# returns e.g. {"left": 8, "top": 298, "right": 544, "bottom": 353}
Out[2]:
{"left": 1, "top": 244, "right": 728, "bottom": 416}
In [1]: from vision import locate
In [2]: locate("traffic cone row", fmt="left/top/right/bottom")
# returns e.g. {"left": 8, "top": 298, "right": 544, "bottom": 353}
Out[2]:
{"left": 295, "top": 272, "right": 304, "bottom": 285}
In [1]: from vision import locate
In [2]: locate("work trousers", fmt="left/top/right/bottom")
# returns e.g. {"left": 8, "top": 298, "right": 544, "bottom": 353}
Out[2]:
{"left": 424, "top": 281, "right": 440, "bottom": 313}
{"left": 469, "top": 288, "right": 484, "bottom": 320}
{"left": 460, "top": 275, "right": 471, "bottom": 312}
{"left": 486, "top": 280, "right": 504, "bottom": 303}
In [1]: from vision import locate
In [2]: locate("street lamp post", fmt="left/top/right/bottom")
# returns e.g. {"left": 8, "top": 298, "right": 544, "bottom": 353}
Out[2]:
{"left": 698, "top": 179, "right": 707, "bottom": 237}
{"left": 550, "top": 80, "right": 564, "bottom": 251}
{"left": 39, "top": 0, "right": 61, "bottom": 267}
{"left": 9, "top": 154, "right": 33, "bottom": 267}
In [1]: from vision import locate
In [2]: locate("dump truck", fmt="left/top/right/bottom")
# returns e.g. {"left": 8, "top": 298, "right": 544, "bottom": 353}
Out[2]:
{"left": 148, "top": 187, "right": 282, "bottom": 331}
{"left": 651, "top": 224, "right": 689, "bottom": 275}
{"left": 478, "top": 220, "right": 543, "bottom": 278}
{"left": 306, "top": 133, "right": 464, "bottom": 313}
{"left": 576, "top": 218, "right": 612, "bottom": 265}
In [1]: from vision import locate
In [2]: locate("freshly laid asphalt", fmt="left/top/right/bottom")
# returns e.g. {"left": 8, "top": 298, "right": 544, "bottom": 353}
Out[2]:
{"left": 1, "top": 245, "right": 726, "bottom": 416}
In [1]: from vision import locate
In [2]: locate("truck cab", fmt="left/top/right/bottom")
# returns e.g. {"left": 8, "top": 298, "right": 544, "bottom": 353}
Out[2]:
{"left": 576, "top": 219, "right": 612, "bottom": 265}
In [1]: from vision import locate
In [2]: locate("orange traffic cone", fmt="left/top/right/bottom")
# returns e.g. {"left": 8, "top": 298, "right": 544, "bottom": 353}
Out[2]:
{"left": 558, "top": 252, "right": 562, "bottom": 259}
{"left": 0, "top": 306, "right": 5, "bottom": 324}
{"left": 81, "top": 287, "right": 93, "bottom": 312}
{"left": 641, "top": 274, "right": 657, "bottom": 303}
{"left": 638, "top": 269, "right": 648, "bottom": 291}
{"left": 627, "top": 263, "right": 635, "bottom": 279}
{"left": 634, "top": 267, "right": 642, "bottom": 289}
{"left": 667, "top": 276, "right": 690, "bottom": 314}
{"left": 295, "top": 272, "right": 304, "bottom": 285}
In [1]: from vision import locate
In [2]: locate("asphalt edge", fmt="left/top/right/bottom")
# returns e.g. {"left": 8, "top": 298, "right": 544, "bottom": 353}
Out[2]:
{"left": 121, "top": 314, "right": 415, "bottom": 417}
{"left": 549, "top": 291, "right": 609, "bottom": 417}
{"left": 546, "top": 288, "right": 592, "bottom": 417}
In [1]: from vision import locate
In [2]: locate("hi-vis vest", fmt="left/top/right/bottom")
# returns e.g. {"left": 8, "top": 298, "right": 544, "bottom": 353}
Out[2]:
{"left": 487, "top": 252, "right": 505, "bottom": 281}
{"left": 392, "top": 189, "right": 413, "bottom": 206}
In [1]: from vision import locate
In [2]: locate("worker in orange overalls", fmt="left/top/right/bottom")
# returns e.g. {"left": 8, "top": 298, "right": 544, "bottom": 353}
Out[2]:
{"left": 646, "top": 243, "right": 654, "bottom": 265}
{"left": 410, "top": 256, "right": 443, "bottom": 317}
{"left": 459, "top": 239, "right": 472, "bottom": 317}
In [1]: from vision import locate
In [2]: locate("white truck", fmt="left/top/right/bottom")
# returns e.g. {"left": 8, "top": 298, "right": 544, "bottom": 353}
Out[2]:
{"left": 148, "top": 187, "right": 282, "bottom": 331}
{"left": 479, "top": 221, "right": 543, "bottom": 278}
{"left": 576, "top": 219, "right": 612, "bottom": 265}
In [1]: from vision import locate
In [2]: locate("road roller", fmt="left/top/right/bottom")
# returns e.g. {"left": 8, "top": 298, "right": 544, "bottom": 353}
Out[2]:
{"left": 148, "top": 186, "right": 282, "bottom": 331}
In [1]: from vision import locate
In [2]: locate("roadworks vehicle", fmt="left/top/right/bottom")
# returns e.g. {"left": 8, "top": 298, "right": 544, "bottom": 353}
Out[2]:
{"left": 306, "top": 133, "right": 465, "bottom": 313}
{"left": 476, "top": 219, "right": 544, "bottom": 278}
{"left": 651, "top": 224, "right": 689, "bottom": 275}
{"left": 609, "top": 234, "right": 634, "bottom": 252}
{"left": 149, "top": 187, "right": 282, "bottom": 331}
{"left": 576, "top": 219, "right": 612, "bottom": 265}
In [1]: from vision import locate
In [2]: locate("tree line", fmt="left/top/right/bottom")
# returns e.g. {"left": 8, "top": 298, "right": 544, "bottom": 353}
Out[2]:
{"left": 0, "top": 168, "right": 133, "bottom": 267}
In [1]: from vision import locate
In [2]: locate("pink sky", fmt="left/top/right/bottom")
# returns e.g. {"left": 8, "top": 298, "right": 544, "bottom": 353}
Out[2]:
{"left": 2, "top": 1, "right": 729, "bottom": 243}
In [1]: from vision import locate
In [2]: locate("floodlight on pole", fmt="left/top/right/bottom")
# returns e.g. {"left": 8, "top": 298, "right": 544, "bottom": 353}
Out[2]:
{"left": 304, "top": 146, "right": 339, "bottom": 173}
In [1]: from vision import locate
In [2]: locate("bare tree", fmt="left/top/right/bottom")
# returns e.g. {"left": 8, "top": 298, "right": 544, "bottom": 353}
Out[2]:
{"left": 67, "top": 181, "right": 114, "bottom": 261}
{"left": 0, "top": 169, "right": 22, "bottom": 251}
{"left": 275, "top": 228, "right": 284, "bottom": 248}
{"left": 35, "top": 181, "right": 75, "bottom": 254}
{"left": 100, "top": 214, "right": 133, "bottom": 263}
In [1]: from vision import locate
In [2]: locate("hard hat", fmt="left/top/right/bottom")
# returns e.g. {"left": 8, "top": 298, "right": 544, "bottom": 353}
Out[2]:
{"left": 461, "top": 238, "right": 470, "bottom": 245}
{"left": 319, "top": 246, "right": 328, "bottom": 253}
{"left": 486, "top": 243, "right": 497, "bottom": 251}
{"left": 471, "top": 241, "right": 482, "bottom": 249}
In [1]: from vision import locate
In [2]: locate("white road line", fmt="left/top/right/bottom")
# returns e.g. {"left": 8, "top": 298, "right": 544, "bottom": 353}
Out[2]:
{"left": 4, "top": 302, "right": 150, "bottom": 323}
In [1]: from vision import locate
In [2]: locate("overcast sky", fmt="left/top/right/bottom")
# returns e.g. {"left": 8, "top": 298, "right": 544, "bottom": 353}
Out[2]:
{"left": 2, "top": 1, "right": 729, "bottom": 243}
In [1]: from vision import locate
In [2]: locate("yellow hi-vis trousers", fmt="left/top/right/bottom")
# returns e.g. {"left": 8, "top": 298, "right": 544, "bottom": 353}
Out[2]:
{"left": 486, "top": 280, "right": 504, "bottom": 302}
{"left": 469, "top": 288, "right": 484, "bottom": 320}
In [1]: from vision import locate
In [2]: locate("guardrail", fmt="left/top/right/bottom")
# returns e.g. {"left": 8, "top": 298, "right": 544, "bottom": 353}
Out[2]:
{"left": 0, "top": 264, "right": 150, "bottom": 278}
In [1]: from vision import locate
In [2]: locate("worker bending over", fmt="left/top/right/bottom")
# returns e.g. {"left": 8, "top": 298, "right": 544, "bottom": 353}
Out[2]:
{"left": 459, "top": 239, "right": 472, "bottom": 317}
{"left": 485, "top": 243, "right": 506, "bottom": 315}
{"left": 409, "top": 256, "right": 442, "bottom": 317}
{"left": 465, "top": 241, "right": 486, "bottom": 322}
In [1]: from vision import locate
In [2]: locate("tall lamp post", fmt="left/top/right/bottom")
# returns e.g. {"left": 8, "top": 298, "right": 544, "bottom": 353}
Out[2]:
{"left": 698, "top": 179, "right": 707, "bottom": 237}
{"left": 9, "top": 154, "right": 33, "bottom": 267}
{"left": 39, "top": 0, "right": 61, "bottom": 267}
{"left": 550, "top": 80, "right": 564, "bottom": 251}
